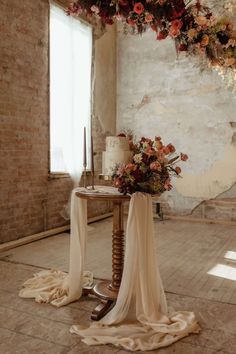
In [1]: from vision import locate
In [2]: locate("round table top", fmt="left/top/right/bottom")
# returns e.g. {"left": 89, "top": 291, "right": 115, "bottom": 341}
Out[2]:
{"left": 75, "top": 186, "right": 131, "bottom": 202}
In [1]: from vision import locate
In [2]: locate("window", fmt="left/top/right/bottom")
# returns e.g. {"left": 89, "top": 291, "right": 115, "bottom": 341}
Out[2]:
{"left": 50, "top": 3, "right": 92, "bottom": 177}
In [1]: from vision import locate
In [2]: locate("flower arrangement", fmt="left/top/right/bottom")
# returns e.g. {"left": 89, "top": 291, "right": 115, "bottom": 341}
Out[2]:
{"left": 67, "top": 1, "right": 236, "bottom": 89}
{"left": 112, "top": 135, "right": 188, "bottom": 195}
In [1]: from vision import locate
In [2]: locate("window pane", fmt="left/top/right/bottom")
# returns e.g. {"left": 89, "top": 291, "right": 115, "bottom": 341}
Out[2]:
{"left": 50, "top": 4, "right": 92, "bottom": 173}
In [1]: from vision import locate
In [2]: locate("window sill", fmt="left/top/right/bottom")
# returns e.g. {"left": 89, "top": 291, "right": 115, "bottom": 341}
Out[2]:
{"left": 48, "top": 172, "right": 70, "bottom": 180}
{"left": 48, "top": 171, "right": 92, "bottom": 180}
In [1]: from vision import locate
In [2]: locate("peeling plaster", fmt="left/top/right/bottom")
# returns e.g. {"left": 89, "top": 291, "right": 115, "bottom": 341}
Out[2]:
{"left": 176, "top": 144, "right": 236, "bottom": 199}
{"left": 136, "top": 95, "right": 151, "bottom": 109}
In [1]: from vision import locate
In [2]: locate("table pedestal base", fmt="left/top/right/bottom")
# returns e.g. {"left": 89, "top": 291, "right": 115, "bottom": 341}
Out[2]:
{"left": 90, "top": 281, "right": 118, "bottom": 321}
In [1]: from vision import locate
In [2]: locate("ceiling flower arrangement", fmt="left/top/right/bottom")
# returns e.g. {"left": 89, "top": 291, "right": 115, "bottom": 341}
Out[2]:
{"left": 67, "top": 1, "right": 236, "bottom": 87}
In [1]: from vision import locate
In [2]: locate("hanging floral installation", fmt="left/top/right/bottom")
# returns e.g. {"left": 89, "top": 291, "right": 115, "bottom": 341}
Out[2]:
{"left": 67, "top": 1, "right": 236, "bottom": 90}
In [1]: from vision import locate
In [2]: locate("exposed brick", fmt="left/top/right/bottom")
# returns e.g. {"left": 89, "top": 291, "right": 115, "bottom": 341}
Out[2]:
{"left": 0, "top": 0, "right": 115, "bottom": 243}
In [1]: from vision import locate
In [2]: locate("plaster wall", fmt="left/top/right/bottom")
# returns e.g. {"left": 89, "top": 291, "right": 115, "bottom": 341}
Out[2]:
{"left": 117, "top": 28, "right": 236, "bottom": 213}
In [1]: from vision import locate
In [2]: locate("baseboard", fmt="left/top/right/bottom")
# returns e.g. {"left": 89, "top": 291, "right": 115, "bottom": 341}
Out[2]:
{"left": 0, "top": 212, "right": 113, "bottom": 253}
{"left": 155, "top": 214, "right": 236, "bottom": 226}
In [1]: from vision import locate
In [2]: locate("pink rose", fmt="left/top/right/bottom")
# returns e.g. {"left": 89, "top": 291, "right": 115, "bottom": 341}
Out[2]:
{"left": 150, "top": 162, "right": 161, "bottom": 171}
{"left": 145, "top": 13, "right": 153, "bottom": 23}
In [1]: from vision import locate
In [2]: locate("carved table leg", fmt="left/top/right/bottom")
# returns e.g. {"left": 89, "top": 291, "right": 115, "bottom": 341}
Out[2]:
{"left": 91, "top": 201, "right": 125, "bottom": 321}
{"left": 110, "top": 201, "right": 124, "bottom": 291}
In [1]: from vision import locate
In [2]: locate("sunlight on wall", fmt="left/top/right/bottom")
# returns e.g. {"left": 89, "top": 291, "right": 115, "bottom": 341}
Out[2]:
{"left": 208, "top": 264, "right": 236, "bottom": 281}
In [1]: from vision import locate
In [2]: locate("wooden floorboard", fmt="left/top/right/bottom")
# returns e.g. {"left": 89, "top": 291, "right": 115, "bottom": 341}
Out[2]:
{"left": 0, "top": 218, "right": 236, "bottom": 353}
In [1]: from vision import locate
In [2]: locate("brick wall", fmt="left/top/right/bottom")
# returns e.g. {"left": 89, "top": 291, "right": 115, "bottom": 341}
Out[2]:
{"left": 0, "top": 0, "right": 116, "bottom": 243}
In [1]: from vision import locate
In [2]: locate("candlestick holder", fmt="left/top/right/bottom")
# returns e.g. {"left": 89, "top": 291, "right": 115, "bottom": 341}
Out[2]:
{"left": 83, "top": 165, "right": 87, "bottom": 188}
{"left": 91, "top": 172, "right": 95, "bottom": 190}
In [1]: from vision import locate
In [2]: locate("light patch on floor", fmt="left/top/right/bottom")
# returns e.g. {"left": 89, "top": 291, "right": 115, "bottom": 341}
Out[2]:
{"left": 208, "top": 264, "right": 236, "bottom": 281}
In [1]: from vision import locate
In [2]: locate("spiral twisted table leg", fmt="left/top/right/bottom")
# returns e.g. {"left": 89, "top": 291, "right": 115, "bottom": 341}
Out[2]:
{"left": 110, "top": 201, "right": 124, "bottom": 291}
{"left": 91, "top": 200, "right": 125, "bottom": 320}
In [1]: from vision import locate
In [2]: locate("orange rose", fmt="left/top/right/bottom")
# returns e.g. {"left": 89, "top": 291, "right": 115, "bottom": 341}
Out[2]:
{"left": 188, "top": 28, "right": 197, "bottom": 39}
{"left": 169, "top": 27, "right": 180, "bottom": 38}
{"left": 133, "top": 2, "right": 144, "bottom": 15}
{"left": 201, "top": 34, "right": 209, "bottom": 47}
{"left": 175, "top": 166, "right": 181, "bottom": 175}
{"left": 169, "top": 20, "right": 183, "bottom": 38}
{"left": 195, "top": 16, "right": 208, "bottom": 26}
{"left": 171, "top": 19, "right": 183, "bottom": 30}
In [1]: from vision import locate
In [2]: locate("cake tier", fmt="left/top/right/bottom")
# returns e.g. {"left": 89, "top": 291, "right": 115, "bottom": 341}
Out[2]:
{"left": 106, "top": 136, "right": 130, "bottom": 152}
{"left": 102, "top": 151, "right": 131, "bottom": 175}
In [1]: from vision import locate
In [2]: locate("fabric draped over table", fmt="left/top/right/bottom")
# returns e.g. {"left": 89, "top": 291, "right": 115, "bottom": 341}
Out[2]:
{"left": 19, "top": 187, "right": 200, "bottom": 351}
{"left": 19, "top": 189, "right": 93, "bottom": 306}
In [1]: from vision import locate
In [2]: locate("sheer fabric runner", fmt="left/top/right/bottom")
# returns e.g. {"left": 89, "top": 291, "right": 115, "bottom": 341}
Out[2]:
{"left": 19, "top": 187, "right": 200, "bottom": 351}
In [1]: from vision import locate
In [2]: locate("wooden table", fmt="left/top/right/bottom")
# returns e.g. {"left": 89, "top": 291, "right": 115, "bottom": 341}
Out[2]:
{"left": 76, "top": 188, "right": 130, "bottom": 320}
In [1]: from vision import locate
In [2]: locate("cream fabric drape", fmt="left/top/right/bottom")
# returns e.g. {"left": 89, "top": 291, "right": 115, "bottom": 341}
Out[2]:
{"left": 19, "top": 188, "right": 200, "bottom": 351}
{"left": 70, "top": 192, "right": 200, "bottom": 351}
{"left": 19, "top": 189, "right": 93, "bottom": 306}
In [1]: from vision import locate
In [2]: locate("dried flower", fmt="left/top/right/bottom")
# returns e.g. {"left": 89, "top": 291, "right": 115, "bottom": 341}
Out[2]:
{"left": 195, "top": 16, "right": 208, "bottom": 26}
{"left": 201, "top": 34, "right": 209, "bottom": 47}
{"left": 180, "top": 153, "right": 188, "bottom": 161}
{"left": 188, "top": 28, "right": 197, "bottom": 39}
{"left": 90, "top": 5, "right": 99, "bottom": 14}
{"left": 175, "top": 166, "right": 181, "bottom": 174}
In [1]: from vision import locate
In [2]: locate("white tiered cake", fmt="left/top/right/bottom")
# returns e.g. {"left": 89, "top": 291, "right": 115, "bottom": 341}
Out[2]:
{"left": 102, "top": 136, "right": 131, "bottom": 175}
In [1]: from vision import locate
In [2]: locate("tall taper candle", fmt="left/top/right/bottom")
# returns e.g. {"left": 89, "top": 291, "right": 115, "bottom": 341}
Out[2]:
{"left": 91, "top": 134, "right": 95, "bottom": 189}
{"left": 83, "top": 127, "right": 87, "bottom": 188}
{"left": 83, "top": 127, "right": 87, "bottom": 167}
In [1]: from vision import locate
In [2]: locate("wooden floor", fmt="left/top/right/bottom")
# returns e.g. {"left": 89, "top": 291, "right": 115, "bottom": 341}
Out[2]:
{"left": 0, "top": 218, "right": 236, "bottom": 353}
